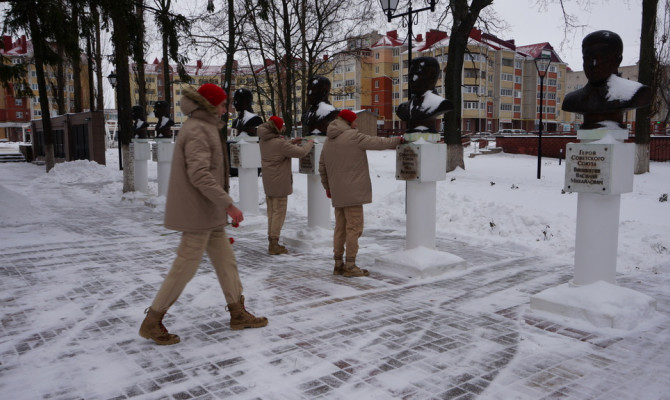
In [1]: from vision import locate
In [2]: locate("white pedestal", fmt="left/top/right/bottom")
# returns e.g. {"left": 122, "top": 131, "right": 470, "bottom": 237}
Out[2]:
{"left": 132, "top": 139, "right": 151, "bottom": 193}
{"left": 531, "top": 128, "right": 655, "bottom": 327}
{"left": 299, "top": 139, "right": 330, "bottom": 229}
{"left": 375, "top": 138, "right": 465, "bottom": 278}
{"left": 230, "top": 136, "right": 261, "bottom": 215}
{"left": 530, "top": 281, "right": 656, "bottom": 330}
{"left": 155, "top": 139, "right": 174, "bottom": 197}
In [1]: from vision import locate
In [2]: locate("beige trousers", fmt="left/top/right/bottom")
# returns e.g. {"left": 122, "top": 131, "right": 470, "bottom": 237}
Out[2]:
{"left": 151, "top": 229, "right": 243, "bottom": 312}
{"left": 333, "top": 205, "right": 364, "bottom": 261}
{"left": 266, "top": 196, "right": 288, "bottom": 238}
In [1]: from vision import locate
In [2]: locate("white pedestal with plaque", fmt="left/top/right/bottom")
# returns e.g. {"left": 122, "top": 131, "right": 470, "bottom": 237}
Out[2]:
{"left": 376, "top": 138, "right": 467, "bottom": 278}
{"left": 229, "top": 134, "right": 261, "bottom": 215}
{"left": 530, "top": 128, "right": 656, "bottom": 328}
{"left": 282, "top": 137, "right": 331, "bottom": 251}
{"left": 155, "top": 138, "right": 174, "bottom": 197}
{"left": 132, "top": 139, "right": 151, "bottom": 193}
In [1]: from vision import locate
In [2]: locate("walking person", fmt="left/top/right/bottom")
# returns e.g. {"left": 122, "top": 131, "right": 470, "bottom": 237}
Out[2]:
{"left": 139, "top": 83, "right": 268, "bottom": 346}
{"left": 318, "top": 110, "right": 403, "bottom": 277}
{"left": 258, "top": 116, "right": 314, "bottom": 255}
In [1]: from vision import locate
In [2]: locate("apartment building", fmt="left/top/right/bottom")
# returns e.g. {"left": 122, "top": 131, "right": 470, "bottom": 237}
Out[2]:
{"left": 0, "top": 35, "right": 90, "bottom": 141}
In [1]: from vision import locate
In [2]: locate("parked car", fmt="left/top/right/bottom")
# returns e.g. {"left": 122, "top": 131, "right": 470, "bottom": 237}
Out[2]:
{"left": 495, "top": 129, "right": 527, "bottom": 135}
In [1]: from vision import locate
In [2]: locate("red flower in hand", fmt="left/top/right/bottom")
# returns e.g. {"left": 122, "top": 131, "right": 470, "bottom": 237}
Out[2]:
{"left": 232, "top": 222, "right": 239, "bottom": 228}
{"left": 229, "top": 237, "right": 235, "bottom": 244}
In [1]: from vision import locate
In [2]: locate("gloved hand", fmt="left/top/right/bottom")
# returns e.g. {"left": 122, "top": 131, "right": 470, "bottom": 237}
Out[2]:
{"left": 326, "top": 189, "right": 331, "bottom": 198}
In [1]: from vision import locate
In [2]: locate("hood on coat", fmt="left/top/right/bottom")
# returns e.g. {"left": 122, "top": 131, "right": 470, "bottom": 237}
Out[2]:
{"left": 180, "top": 86, "right": 221, "bottom": 118}
{"left": 326, "top": 117, "right": 351, "bottom": 139}
{"left": 257, "top": 121, "right": 280, "bottom": 141}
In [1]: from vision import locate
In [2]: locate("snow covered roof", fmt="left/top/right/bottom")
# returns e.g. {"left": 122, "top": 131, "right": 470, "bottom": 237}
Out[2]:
{"left": 517, "top": 43, "right": 565, "bottom": 64}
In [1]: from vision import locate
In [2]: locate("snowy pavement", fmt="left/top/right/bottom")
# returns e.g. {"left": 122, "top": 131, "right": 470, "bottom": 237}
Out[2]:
{"left": 1, "top": 148, "right": 669, "bottom": 400}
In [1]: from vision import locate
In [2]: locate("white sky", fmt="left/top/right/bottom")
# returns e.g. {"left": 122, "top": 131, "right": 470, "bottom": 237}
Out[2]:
{"left": 487, "top": 0, "right": 645, "bottom": 71}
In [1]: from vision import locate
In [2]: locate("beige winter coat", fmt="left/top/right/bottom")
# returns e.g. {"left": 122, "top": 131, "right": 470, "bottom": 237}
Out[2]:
{"left": 258, "top": 120, "right": 314, "bottom": 197}
{"left": 164, "top": 86, "right": 232, "bottom": 232}
{"left": 319, "top": 117, "right": 401, "bottom": 208}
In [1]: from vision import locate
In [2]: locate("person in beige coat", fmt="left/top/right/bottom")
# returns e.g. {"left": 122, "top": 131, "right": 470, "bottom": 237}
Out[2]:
{"left": 258, "top": 116, "right": 314, "bottom": 255}
{"left": 319, "top": 109, "right": 403, "bottom": 277}
{"left": 139, "top": 83, "right": 268, "bottom": 345}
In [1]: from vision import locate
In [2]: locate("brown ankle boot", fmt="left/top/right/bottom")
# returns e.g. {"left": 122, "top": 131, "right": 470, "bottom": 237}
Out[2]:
{"left": 268, "top": 237, "right": 288, "bottom": 255}
{"left": 139, "top": 307, "right": 180, "bottom": 345}
{"left": 343, "top": 257, "right": 369, "bottom": 277}
{"left": 333, "top": 256, "right": 344, "bottom": 275}
{"left": 227, "top": 295, "right": 269, "bottom": 330}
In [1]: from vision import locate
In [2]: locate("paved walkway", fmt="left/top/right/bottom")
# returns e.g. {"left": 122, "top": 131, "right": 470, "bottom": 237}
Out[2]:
{"left": 1, "top": 163, "right": 669, "bottom": 399}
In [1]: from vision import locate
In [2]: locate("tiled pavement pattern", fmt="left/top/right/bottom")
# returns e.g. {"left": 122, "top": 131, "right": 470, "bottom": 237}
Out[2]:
{"left": 1, "top": 179, "right": 670, "bottom": 399}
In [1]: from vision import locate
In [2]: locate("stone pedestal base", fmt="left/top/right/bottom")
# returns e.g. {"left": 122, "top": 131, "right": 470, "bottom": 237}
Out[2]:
{"left": 530, "top": 281, "right": 657, "bottom": 330}
{"left": 375, "top": 246, "right": 467, "bottom": 279}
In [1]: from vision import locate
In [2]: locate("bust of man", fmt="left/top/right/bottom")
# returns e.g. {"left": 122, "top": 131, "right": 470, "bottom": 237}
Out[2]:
{"left": 153, "top": 100, "right": 175, "bottom": 138}
{"left": 301, "top": 75, "right": 339, "bottom": 136}
{"left": 232, "top": 88, "right": 263, "bottom": 136}
{"left": 131, "top": 105, "right": 149, "bottom": 139}
{"left": 396, "top": 56, "right": 453, "bottom": 133}
{"left": 562, "top": 30, "right": 651, "bottom": 130}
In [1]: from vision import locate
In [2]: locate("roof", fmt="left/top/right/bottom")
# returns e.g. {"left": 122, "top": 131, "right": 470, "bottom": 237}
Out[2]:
{"left": 516, "top": 43, "right": 565, "bottom": 64}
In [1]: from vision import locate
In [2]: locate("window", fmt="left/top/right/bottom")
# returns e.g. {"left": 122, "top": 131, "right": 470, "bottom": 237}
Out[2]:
{"left": 335, "top": 67, "right": 343, "bottom": 74}
{"left": 500, "top": 88, "right": 513, "bottom": 97}
{"left": 392, "top": 63, "right": 399, "bottom": 71}
{"left": 515, "top": 60, "right": 523, "bottom": 69}
{"left": 463, "top": 86, "right": 479, "bottom": 94}
{"left": 375, "top": 66, "right": 379, "bottom": 74}
{"left": 31, "top": 83, "right": 38, "bottom": 90}
{"left": 392, "top": 48, "right": 400, "bottom": 56}
{"left": 344, "top": 79, "right": 355, "bottom": 86}
{"left": 548, "top": 66, "right": 557, "bottom": 73}
{"left": 345, "top": 65, "right": 354, "bottom": 73}
{"left": 487, "top": 104, "right": 493, "bottom": 113}
{"left": 392, "top": 78, "right": 399, "bottom": 85}
{"left": 393, "top": 92, "right": 400, "bottom": 99}
{"left": 374, "top": 94, "right": 379, "bottom": 102}
{"left": 463, "top": 101, "right": 479, "bottom": 109}
{"left": 334, "top": 80, "right": 343, "bottom": 88}
{"left": 501, "top": 73, "right": 514, "bottom": 81}
{"left": 375, "top": 52, "right": 380, "bottom": 59}
{"left": 15, "top": 99, "right": 23, "bottom": 106}
{"left": 16, "top": 112, "right": 23, "bottom": 118}
{"left": 464, "top": 69, "right": 478, "bottom": 78}
{"left": 502, "top": 58, "right": 514, "bottom": 67}
{"left": 548, "top": 79, "right": 557, "bottom": 86}
{"left": 514, "top": 91, "right": 521, "bottom": 98}
{"left": 514, "top": 76, "right": 522, "bottom": 84}
{"left": 34, "top": 109, "right": 42, "bottom": 116}
{"left": 500, "top": 103, "right": 513, "bottom": 111}
{"left": 374, "top": 81, "right": 380, "bottom": 88}
{"left": 513, "top": 105, "right": 521, "bottom": 113}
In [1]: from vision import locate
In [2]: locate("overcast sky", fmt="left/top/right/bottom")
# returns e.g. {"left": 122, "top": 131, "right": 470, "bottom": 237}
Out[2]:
{"left": 488, "top": 0, "right": 645, "bottom": 71}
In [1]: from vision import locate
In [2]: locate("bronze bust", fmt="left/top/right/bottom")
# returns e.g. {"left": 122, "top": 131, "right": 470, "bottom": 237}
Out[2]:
{"left": 562, "top": 30, "right": 651, "bottom": 130}
{"left": 396, "top": 57, "right": 453, "bottom": 133}
{"left": 153, "top": 100, "right": 175, "bottom": 138}
{"left": 131, "top": 105, "right": 149, "bottom": 139}
{"left": 301, "top": 75, "right": 339, "bottom": 136}
{"left": 232, "top": 88, "right": 263, "bottom": 136}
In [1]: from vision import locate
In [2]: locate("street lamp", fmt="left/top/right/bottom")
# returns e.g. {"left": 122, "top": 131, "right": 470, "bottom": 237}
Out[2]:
{"left": 534, "top": 50, "right": 552, "bottom": 179}
{"left": 379, "top": 0, "right": 436, "bottom": 99}
{"left": 107, "top": 71, "right": 122, "bottom": 170}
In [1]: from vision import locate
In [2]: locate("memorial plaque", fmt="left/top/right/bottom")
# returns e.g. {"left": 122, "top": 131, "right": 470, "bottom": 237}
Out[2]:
{"left": 564, "top": 142, "right": 633, "bottom": 195}
{"left": 299, "top": 147, "right": 315, "bottom": 174}
{"left": 151, "top": 143, "right": 158, "bottom": 162}
{"left": 230, "top": 143, "right": 241, "bottom": 168}
{"left": 396, "top": 144, "right": 420, "bottom": 181}
{"left": 565, "top": 144, "right": 611, "bottom": 193}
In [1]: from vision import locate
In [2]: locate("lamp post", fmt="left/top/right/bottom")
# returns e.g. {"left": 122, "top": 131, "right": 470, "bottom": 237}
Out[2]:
{"left": 534, "top": 50, "right": 552, "bottom": 179}
{"left": 379, "top": 0, "right": 436, "bottom": 100}
{"left": 107, "top": 71, "right": 122, "bottom": 170}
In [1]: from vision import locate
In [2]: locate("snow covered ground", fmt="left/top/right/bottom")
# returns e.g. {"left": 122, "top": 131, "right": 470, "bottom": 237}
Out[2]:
{"left": 0, "top": 140, "right": 669, "bottom": 399}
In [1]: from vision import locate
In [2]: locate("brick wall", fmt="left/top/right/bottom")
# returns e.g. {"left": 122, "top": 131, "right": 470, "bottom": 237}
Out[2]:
{"left": 496, "top": 134, "right": 670, "bottom": 162}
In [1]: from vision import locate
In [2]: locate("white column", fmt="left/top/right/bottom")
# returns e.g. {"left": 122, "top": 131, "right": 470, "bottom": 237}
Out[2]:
{"left": 238, "top": 167, "right": 259, "bottom": 215}
{"left": 156, "top": 139, "right": 174, "bottom": 197}
{"left": 406, "top": 180, "right": 437, "bottom": 250}
{"left": 132, "top": 139, "right": 151, "bottom": 193}
{"left": 573, "top": 192, "right": 621, "bottom": 285}
{"left": 307, "top": 174, "right": 330, "bottom": 228}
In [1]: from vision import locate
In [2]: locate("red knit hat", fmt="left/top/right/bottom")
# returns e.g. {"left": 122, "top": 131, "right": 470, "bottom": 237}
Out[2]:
{"left": 339, "top": 109, "right": 357, "bottom": 124}
{"left": 269, "top": 116, "right": 284, "bottom": 131}
{"left": 197, "top": 83, "right": 227, "bottom": 106}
